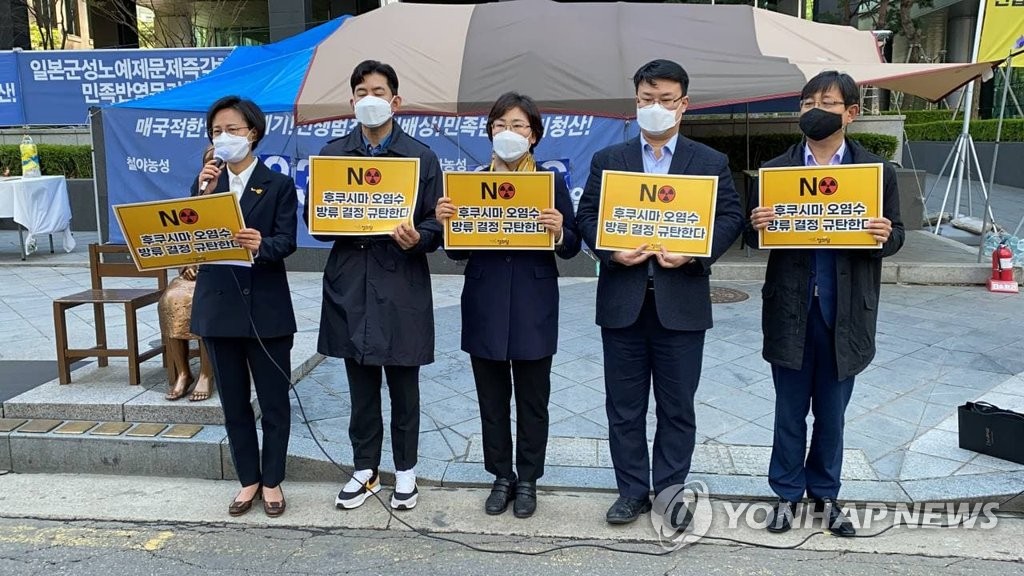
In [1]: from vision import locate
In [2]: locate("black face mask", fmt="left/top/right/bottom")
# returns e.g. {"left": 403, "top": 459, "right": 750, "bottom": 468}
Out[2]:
{"left": 799, "top": 107, "right": 844, "bottom": 141}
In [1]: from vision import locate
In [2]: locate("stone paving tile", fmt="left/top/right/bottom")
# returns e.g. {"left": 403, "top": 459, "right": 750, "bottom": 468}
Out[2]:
{"left": 898, "top": 451, "right": 966, "bottom": 480}
{"left": 908, "top": 429, "right": 978, "bottom": 463}
{"left": 550, "top": 357, "right": 604, "bottom": 384}
{"left": 715, "top": 421, "right": 774, "bottom": 446}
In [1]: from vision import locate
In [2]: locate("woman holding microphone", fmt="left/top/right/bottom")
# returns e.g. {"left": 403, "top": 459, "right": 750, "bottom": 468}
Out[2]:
{"left": 190, "top": 95, "right": 298, "bottom": 518}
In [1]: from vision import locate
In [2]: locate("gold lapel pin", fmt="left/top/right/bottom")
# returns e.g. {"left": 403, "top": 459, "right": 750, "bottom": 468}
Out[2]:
{"left": 252, "top": 187, "right": 264, "bottom": 195}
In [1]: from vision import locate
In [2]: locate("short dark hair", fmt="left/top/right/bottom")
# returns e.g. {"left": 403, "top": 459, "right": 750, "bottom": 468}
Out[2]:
{"left": 205, "top": 95, "right": 266, "bottom": 150}
{"left": 632, "top": 59, "right": 689, "bottom": 95}
{"left": 486, "top": 92, "right": 545, "bottom": 152}
{"left": 350, "top": 60, "right": 399, "bottom": 94}
{"left": 800, "top": 71, "right": 860, "bottom": 107}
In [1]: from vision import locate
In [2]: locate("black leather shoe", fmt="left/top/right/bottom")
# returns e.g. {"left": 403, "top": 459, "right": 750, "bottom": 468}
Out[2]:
{"left": 766, "top": 499, "right": 795, "bottom": 533}
{"left": 485, "top": 477, "right": 516, "bottom": 515}
{"left": 513, "top": 481, "right": 537, "bottom": 518}
{"left": 813, "top": 498, "right": 856, "bottom": 537}
{"left": 606, "top": 496, "right": 652, "bottom": 525}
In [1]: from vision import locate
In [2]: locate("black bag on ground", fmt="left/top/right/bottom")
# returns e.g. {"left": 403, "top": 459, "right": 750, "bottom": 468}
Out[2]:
{"left": 958, "top": 401, "right": 1024, "bottom": 465}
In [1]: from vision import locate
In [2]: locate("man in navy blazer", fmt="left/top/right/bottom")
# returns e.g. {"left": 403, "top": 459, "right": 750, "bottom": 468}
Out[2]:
{"left": 576, "top": 60, "right": 743, "bottom": 527}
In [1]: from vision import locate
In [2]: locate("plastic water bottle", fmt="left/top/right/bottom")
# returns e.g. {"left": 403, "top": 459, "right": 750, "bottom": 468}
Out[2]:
{"left": 20, "top": 135, "right": 41, "bottom": 178}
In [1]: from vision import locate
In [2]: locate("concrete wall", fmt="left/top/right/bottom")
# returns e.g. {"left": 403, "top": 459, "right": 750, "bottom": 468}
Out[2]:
{"left": 903, "top": 141, "right": 1024, "bottom": 188}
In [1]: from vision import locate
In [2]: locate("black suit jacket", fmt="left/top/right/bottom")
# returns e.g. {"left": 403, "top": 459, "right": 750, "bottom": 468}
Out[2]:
{"left": 445, "top": 168, "right": 581, "bottom": 361}
{"left": 190, "top": 161, "right": 298, "bottom": 339}
{"left": 576, "top": 134, "right": 743, "bottom": 331}
{"left": 743, "top": 138, "right": 904, "bottom": 380}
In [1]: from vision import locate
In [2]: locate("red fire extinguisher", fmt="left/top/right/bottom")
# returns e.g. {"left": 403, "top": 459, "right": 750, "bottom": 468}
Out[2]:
{"left": 993, "top": 242, "right": 1014, "bottom": 282}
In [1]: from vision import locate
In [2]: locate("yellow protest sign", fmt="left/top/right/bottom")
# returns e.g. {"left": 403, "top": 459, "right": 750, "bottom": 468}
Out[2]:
{"left": 307, "top": 156, "right": 419, "bottom": 235}
{"left": 443, "top": 171, "right": 555, "bottom": 250}
{"left": 595, "top": 170, "right": 718, "bottom": 256}
{"left": 758, "top": 164, "right": 883, "bottom": 249}
{"left": 113, "top": 192, "right": 252, "bottom": 271}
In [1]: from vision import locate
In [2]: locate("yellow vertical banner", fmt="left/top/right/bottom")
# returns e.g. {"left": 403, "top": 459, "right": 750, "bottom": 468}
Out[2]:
{"left": 443, "top": 171, "right": 555, "bottom": 250}
{"left": 979, "top": 0, "right": 1024, "bottom": 65}
{"left": 307, "top": 156, "right": 420, "bottom": 235}
{"left": 595, "top": 170, "right": 718, "bottom": 256}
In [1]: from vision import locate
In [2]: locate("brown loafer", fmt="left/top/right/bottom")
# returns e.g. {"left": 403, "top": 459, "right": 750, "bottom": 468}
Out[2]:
{"left": 228, "top": 487, "right": 261, "bottom": 517}
{"left": 264, "top": 495, "right": 286, "bottom": 517}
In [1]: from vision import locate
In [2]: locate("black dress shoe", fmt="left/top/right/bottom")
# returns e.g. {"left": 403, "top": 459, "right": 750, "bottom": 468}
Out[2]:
{"left": 485, "top": 477, "right": 516, "bottom": 515}
{"left": 813, "top": 498, "right": 856, "bottom": 537}
{"left": 766, "top": 499, "right": 795, "bottom": 533}
{"left": 513, "top": 481, "right": 537, "bottom": 518}
{"left": 606, "top": 496, "right": 652, "bottom": 525}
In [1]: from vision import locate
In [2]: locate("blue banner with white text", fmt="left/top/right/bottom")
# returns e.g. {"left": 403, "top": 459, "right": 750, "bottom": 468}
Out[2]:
{"left": 0, "top": 52, "right": 24, "bottom": 125}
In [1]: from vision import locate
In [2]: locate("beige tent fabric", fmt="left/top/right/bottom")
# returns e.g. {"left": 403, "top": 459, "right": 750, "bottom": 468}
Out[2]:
{"left": 295, "top": 3, "right": 473, "bottom": 122}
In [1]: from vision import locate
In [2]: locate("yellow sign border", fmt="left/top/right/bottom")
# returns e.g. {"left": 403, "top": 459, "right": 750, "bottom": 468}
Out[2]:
{"left": 307, "top": 155, "right": 420, "bottom": 236}
{"left": 757, "top": 163, "right": 884, "bottom": 250}
{"left": 442, "top": 171, "right": 556, "bottom": 251}
{"left": 595, "top": 169, "right": 719, "bottom": 257}
{"left": 112, "top": 192, "right": 252, "bottom": 271}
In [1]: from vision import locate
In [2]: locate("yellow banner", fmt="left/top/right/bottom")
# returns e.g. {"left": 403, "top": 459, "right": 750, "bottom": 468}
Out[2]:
{"left": 595, "top": 170, "right": 718, "bottom": 256}
{"left": 113, "top": 192, "right": 252, "bottom": 271}
{"left": 307, "top": 156, "right": 419, "bottom": 235}
{"left": 979, "top": 0, "right": 1024, "bottom": 65}
{"left": 758, "top": 164, "right": 883, "bottom": 249}
{"left": 443, "top": 171, "right": 555, "bottom": 250}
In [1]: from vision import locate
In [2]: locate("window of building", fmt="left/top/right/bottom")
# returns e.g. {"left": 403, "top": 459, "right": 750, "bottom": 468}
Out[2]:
{"left": 64, "top": 0, "right": 81, "bottom": 36}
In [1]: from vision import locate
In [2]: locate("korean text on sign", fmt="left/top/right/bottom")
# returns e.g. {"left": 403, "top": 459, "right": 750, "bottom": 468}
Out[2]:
{"left": 595, "top": 170, "right": 718, "bottom": 256}
{"left": 307, "top": 156, "right": 420, "bottom": 235}
{"left": 443, "top": 171, "right": 555, "bottom": 250}
{"left": 112, "top": 192, "right": 252, "bottom": 271}
{"left": 758, "top": 164, "right": 883, "bottom": 249}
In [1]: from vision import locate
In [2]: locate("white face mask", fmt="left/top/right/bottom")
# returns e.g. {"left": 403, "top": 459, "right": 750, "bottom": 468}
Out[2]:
{"left": 354, "top": 95, "right": 394, "bottom": 128}
{"left": 212, "top": 131, "right": 252, "bottom": 163}
{"left": 636, "top": 102, "right": 680, "bottom": 136}
{"left": 492, "top": 129, "right": 531, "bottom": 163}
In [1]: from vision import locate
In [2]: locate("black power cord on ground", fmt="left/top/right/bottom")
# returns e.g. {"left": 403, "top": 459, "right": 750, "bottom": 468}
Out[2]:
{"left": 228, "top": 269, "right": 1024, "bottom": 557}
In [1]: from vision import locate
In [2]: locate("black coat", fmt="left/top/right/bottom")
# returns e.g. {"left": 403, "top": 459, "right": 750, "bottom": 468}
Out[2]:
{"left": 310, "top": 121, "right": 443, "bottom": 366}
{"left": 190, "top": 161, "right": 298, "bottom": 339}
{"left": 446, "top": 168, "right": 582, "bottom": 361}
{"left": 743, "top": 138, "right": 905, "bottom": 380}
{"left": 576, "top": 135, "right": 744, "bottom": 331}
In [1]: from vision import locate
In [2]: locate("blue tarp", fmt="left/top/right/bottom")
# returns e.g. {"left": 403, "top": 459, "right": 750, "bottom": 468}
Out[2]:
{"left": 114, "top": 16, "right": 348, "bottom": 113}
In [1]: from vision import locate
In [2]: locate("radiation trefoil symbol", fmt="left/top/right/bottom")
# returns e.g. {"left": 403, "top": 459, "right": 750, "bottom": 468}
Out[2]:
{"left": 658, "top": 186, "right": 676, "bottom": 203}
{"left": 365, "top": 168, "right": 382, "bottom": 185}
{"left": 498, "top": 182, "right": 516, "bottom": 200}
{"left": 179, "top": 208, "right": 199, "bottom": 225}
{"left": 818, "top": 176, "right": 838, "bottom": 195}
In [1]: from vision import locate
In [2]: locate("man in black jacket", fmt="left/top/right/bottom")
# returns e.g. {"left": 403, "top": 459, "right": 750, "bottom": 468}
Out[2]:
{"left": 747, "top": 71, "right": 904, "bottom": 536}
{"left": 311, "top": 60, "right": 443, "bottom": 513}
{"left": 577, "top": 59, "right": 743, "bottom": 527}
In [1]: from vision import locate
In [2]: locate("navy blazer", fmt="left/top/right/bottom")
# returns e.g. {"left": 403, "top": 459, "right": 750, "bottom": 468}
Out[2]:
{"left": 576, "top": 135, "right": 744, "bottom": 331}
{"left": 446, "top": 169, "right": 581, "bottom": 361}
{"left": 190, "top": 161, "right": 299, "bottom": 339}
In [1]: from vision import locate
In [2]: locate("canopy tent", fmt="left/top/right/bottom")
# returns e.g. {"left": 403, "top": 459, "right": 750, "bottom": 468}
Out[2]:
{"left": 295, "top": 1, "right": 1009, "bottom": 122}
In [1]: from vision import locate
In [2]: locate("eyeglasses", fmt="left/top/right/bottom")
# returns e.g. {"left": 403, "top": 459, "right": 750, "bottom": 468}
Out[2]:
{"left": 492, "top": 121, "right": 531, "bottom": 133}
{"left": 637, "top": 95, "right": 684, "bottom": 109}
{"left": 799, "top": 99, "right": 847, "bottom": 110}
{"left": 211, "top": 125, "right": 251, "bottom": 137}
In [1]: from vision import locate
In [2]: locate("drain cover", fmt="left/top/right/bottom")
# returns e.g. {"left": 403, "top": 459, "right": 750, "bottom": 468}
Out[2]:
{"left": 710, "top": 287, "right": 749, "bottom": 304}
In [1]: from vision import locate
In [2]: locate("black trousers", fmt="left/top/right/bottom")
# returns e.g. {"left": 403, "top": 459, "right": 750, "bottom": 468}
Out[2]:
{"left": 205, "top": 335, "right": 293, "bottom": 488}
{"left": 769, "top": 299, "right": 856, "bottom": 503}
{"left": 601, "top": 291, "right": 705, "bottom": 499}
{"left": 345, "top": 359, "right": 420, "bottom": 471}
{"left": 471, "top": 355, "right": 553, "bottom": 482}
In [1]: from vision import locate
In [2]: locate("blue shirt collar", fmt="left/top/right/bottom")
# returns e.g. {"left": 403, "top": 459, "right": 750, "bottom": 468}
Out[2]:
{"left": 361, "top": 125, "right": 395, "bottom": 156}
{"left": 803, "top": 140, "right": 847, "bottom": 166}
{"left": 642, "top": 133, "right": 679, "bottom": 158}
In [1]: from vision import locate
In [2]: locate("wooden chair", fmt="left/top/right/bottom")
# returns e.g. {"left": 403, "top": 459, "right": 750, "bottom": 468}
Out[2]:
{"left": 53, "top": 243, "right": 168, "bottom": 385}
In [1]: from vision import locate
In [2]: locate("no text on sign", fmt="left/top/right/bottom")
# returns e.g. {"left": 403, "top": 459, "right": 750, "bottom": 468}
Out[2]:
{"left": 307, "top": 156, "right": 419, "bottom": 235}
{"left": 595, "top": 170, "right": 718, "bottom": 256}
{"left": 443, "top": 171, "right": 555, "bottom": 250}
{"left": 758, "top": 163, "right": 883, "bottom": 249}
{"left": 113, "top": 192, "right": 251, "bottom": 271}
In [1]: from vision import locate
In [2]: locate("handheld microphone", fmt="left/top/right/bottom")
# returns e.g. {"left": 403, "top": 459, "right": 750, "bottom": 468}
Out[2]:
{"left": 199, "top": 157, "right": 225, "bottom": 193}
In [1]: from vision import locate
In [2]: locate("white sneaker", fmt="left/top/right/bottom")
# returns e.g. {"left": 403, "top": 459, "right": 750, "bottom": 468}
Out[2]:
{"left": 391, "top": 469, "right": 418, "bottom": 510}
{"left": 335, "top": 468, "right": 380, "bottom": 509}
